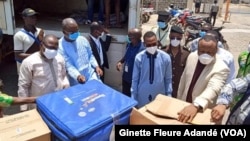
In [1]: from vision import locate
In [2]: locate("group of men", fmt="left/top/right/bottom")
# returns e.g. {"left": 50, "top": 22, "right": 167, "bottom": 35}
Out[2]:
{"left": 8, "top": 8, "right": 111, "bottom": 112}
{"left": 1, "top": 6, "right": 250, "bottom": 125}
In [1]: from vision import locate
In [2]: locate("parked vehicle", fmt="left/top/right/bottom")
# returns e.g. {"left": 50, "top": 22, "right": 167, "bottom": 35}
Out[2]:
{"left": 184, "top": 16, "right": 210, "bottom": 31}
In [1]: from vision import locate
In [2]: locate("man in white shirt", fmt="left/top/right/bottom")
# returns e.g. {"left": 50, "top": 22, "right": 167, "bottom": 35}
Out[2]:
{"left": 152, "top": 11, "right": 172, "bottom": 49}
{"left": 18, "top": 34, "right": 69, "bottom": 111}
{"left": 189, "top": 30, "right": 235, "bottom": 83}
{"left": 14, "top": 8, "right": 44, "bottom": 75}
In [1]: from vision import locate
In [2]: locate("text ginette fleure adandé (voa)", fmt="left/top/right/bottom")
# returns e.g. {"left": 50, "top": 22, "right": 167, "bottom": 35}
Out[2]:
{"left": 119, "top": 128, "right": 218, "bottom": 137}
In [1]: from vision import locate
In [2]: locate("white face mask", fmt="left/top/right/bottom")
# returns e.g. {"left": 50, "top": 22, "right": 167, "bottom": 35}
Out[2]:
{"left": 170, "top": 38, "right": 181, "bottom": 47}
{"left": 248, "top": 44, "right": 250, "bottom": 52}
{"left": 198, "top": 53, "right": 214, "bottom": 65}
{"left": 44, "top": 48, "right": 57, "bottom": 59}
{"left": 146, "top": 46, "right": 158, "bottom": 54}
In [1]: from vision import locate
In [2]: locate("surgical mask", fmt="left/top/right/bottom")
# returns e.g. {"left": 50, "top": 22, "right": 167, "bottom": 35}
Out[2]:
{"left": 126, "top": 35, "right": 131, "bottom": 44}
{"left": 158, "top": 22, "right": 167, "bottom": 29}
{"left": 199, "top": 31, "right": 206, "bottom": 38}
{"left": 146, "top": 46, "right": 158, "bottom": 54}
{"left": 198, "top": 53, "right": 214, "bottom": 65}
{"left": 44, "top": 48, "right": 57, "bottom": 59}
{"left": 248, "top": 44, "right": 250, "bottom": 52}
{"left": 69, "top": 31, "right": 80, "bottom": 41}
{"left": 170, "top": 38, "right": 181, "bottom": 47}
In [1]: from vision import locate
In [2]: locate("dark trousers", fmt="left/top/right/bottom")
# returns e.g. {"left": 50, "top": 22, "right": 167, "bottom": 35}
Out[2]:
{"left": 86, "top": 0, "right": 104, "bottom": 22}
{"left": 210, "top": 12, "right": 217, "bottom": 26}
{"left": 122, "top": 79, "right": 131, "bottom": 97}
{"left": 100, "top": 66, "right": 105, "bottom": 82}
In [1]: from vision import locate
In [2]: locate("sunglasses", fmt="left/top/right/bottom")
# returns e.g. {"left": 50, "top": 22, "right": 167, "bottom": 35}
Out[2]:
{"left": 170, "top": 37, "right": 182, "bottom": 40}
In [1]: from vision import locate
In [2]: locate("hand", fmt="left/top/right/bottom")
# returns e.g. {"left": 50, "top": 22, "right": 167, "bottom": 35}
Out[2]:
{"left": 177, "top": 104, "right": 199, "bottom": 123}
{"left": 96, "top": 67, "right": 103, "bottom": 76}
{"left": 103, "top": 27, "right": 109, "bottom": 34}
{"left": 116, "top": 62, "right": 122, "bottom": 71}
{"left": 63, "top": 84, "right": 70, "bottom": 89}
{"left": 77, "top": 75, "right": 86, "bottom": 84}
{"left": 211, "top": 104, "right": 227, "bottom": 122}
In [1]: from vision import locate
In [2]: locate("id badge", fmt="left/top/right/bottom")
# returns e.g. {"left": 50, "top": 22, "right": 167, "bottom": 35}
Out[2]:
{"left": 125, "top": 65, "right": 128, "bottom": 72}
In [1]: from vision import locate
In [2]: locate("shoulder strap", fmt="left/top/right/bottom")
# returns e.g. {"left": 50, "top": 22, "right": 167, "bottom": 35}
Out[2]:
{"left": 21, "top": 29, "right": 40, "bottom": 44}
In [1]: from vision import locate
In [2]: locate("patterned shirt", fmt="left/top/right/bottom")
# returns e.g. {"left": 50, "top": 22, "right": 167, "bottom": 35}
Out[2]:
{"left": 216, "top": 74, "right": 250, "bottom": 106}
{"left": 58, "top": 36, "right": 100, "bottom": 86}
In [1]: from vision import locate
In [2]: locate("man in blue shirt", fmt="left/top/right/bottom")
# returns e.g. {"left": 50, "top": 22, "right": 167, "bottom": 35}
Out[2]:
{"left": 116, "top": 28, "right": 145, "bottom": 97}
{"left": 131, "top": 31, "right": 172, "bottom": 108}
{"left": 58, "top": 18, "right": 103, "bottom": 86}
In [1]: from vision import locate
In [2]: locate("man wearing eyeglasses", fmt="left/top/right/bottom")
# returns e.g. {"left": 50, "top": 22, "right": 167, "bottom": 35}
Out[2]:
{"left": 58, "top": 18, "right": 103, "bottom": 86}
{"left": 131, "top": 31, "right": 172, "bottom": 108}
{"left": 164, "top": 25, "right": 190, "bottom": 98}
{"left": 18, "top": 34, "right": 70, "bottom": 111}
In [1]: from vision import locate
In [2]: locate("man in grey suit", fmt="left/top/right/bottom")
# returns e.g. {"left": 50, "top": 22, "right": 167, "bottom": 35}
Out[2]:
{"left": 176, "top": 35, "right": 230, "bottom": 123}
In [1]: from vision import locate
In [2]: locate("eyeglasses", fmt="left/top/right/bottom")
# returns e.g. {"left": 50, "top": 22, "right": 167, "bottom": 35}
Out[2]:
{"left": 170, "top": 37, "right": 182, "bottom": 40}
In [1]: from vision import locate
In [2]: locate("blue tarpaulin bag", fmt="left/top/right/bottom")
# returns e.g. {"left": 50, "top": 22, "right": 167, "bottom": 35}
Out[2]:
{"left": 36, "top": 80, "right": 137, "bottom": 141}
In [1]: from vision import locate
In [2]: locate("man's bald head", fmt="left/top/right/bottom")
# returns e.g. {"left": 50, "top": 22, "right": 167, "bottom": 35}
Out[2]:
{"left": 62, "top": 18, "right": 78, "bottom": 30}
{"left": 128, "top": 28, "right": 142, "bottom": 39}
{"left": 90, "top": 21, "right": 103, "bottom": 33}
{"left": 43, "top": 34, "right": 58, "bottom": 45}
{"left": 41, "top": 34, "right": 58, "bottom": 53}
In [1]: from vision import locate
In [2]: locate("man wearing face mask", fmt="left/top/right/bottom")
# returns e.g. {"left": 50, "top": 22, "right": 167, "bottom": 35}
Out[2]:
{"left": 116, "top": 28, "right": 145, "bottom": 97}
{"left": 176, "top": 35, "right": 230, "bottom": 123}
{"left": 152, "top": 11, "right": 172, "bottom": 49}
{"left": 131, "top": 31, "right": 172, "bottom": 108}
{"left": 187, "top": 23, "right": 225, "bottom": 52}
{"left": 86, "top": 22, "right": 111, "bottom": 82}
{"left": 164, "top": 25, "right": 190, "bottom": 98}
{"left": 190, "top": 30, "right": 235, "bottom": 84}
{"left": 18, "top": 34, "right": 70, "bottom": 111}
{"left": 58, "top": 18, "right": 103, "bottom": 86}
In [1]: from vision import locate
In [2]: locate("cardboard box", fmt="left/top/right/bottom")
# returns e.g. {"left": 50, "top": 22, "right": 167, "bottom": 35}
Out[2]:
{"left": 0, "top": 109, "right": 51, "bottom": 141}
{"left": 130, "top": 94, "right": 220, "bottom": 125}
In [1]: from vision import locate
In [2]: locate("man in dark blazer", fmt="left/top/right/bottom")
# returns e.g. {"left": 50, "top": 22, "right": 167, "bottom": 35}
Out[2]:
{"left": 87, "top": 22, "right": 112, "bottom": 82}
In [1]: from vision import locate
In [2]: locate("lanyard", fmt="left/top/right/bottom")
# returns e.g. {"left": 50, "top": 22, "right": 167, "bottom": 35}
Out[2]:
{"left": 21, "top": 29, "right": 40, "bottom": 44}
{"left": 158, "top": 28, "right": 168, "bottom": 42}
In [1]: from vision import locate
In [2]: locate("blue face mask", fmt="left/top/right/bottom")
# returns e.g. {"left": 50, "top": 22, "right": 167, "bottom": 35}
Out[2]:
{"left": 158, "top": 22, "right": 167, "bottom": 29}
{"left": 126, "top": 35, "right": 131, "bottom": 44}
{"left": 68, "top": 31, "right": 80, "bottom": 41}
{"left": 199, "top": 31, "right": 206, "bottom": 38}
